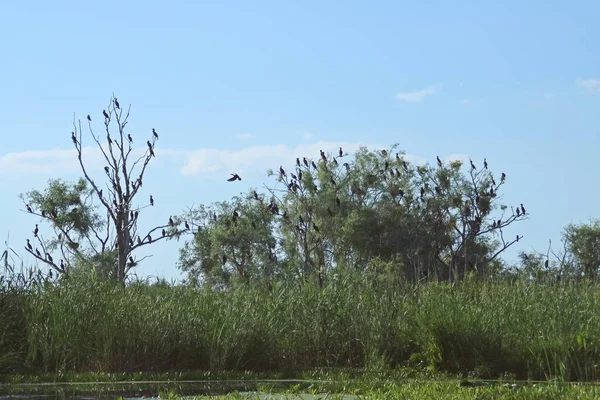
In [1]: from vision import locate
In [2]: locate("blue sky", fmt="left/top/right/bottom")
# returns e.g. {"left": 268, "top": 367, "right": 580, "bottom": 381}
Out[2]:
{"left": 1, "top": 1, "right": 599, "bottom": 281}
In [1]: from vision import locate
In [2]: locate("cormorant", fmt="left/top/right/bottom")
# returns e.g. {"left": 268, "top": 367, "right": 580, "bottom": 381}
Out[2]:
{"left": 227, "top": 173, "right": 242, "bottom": 182}
{"left": 103, "top": 110, "right": 109, "bottom": 119}
{"left": 150, "top": 195, "right": 154, "bottom": 206}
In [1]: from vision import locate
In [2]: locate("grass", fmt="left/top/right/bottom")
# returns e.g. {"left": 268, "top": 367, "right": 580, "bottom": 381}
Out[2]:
{"left": 3, "top": 271, "right": 600, "bottom": 383}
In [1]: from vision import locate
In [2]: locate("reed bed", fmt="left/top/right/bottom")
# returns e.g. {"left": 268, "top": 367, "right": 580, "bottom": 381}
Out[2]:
{"left": 2, "top": 273, "right": 600, "bottom": 382}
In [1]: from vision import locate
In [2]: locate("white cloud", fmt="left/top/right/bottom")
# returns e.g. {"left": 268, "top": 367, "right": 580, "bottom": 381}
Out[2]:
{"left": 395, "top": 85, "right": 440, "bottom": 102}
{"left": 236, "top": 133, "right": 254, "bottom": 140}
{"left": 303, "top": 132, "right": 313, "bottom": 140}
{"left": 576, "top": 79, "right": 600, "bottom": 92}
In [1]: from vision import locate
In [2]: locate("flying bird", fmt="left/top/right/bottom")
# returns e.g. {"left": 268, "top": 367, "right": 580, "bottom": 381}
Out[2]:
{"left": 227, "top": 173, "right": 241, "bottom": 182}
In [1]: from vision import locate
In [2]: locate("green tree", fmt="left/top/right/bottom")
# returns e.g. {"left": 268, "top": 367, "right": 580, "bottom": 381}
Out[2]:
{"left": 563, "top": 219, "right": 600, "bottom": 281}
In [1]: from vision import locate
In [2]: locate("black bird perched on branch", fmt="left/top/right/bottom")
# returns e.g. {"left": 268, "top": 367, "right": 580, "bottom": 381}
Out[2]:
{"left": 114, "top": 98, "right": 120, "bottom": 109}
{"left": 403, "top": 161, "right": 409, "bottom": 172}
{"left": 98, "top": 189, "right": 103, "bottom": 198}
{"left": 71, "top": 132, "right": 77, "bottom": 145}
{"left": 470, "top": 159, "right": 476, "bottom": 170}
{"left": 103, "top": 110, "right": 109, "bottom": 119}
{"left": 185, "top": 221, "right": 190, "bottom": 230}
{"left": 104, "top": 166, "right": 110, "bottom": 174}
{"left": 381, "top": 149, "right": 387, "bottom": 156}
{"left": 296, "top": 157, "right": 300, "bottom": 167}
{"left": 150, "top": 195, "right": 154, "bottom": 206}
{"left": 520, "top": 203, "right": 526, "bottom": 215}
{"left": 169, "top": 216, "right": 174, "bottom": 226}
{"left": 162, "top": 229, "right": 166, "bottom": 236}
{"left": 33, "top": 224, "right": 39, "bottom": 237}
{"left": 152, "top": 128, "right": 159, "bottom": 140}
{"left": 501, "top": 172, "right": 506, "bottom": 183}
{"left": 437, "top": 156, "right": 442, "bottom": 167}
{"left": 516, "top": 207, "right": 521, "bottom": 217}
{"left": 26, "top": 239, "right": 32, "bottom": 251}
{"left": 279, "top": 166, "right": 285, "bottom": 177}
{"left": 253, "top": 191, "right": 259, "bottom": 200}
{"left": 87, "top": 115, "right": 91, "bottom": 121}
{"left": 303, "top": 157, "right": 309, "bottom": 167}
{"left": 227, "top": 173, "right": 241, "bottom": 182}
{"left": 46, "top": 253, "right": 53, "bottom": 263}
{"left": 26, "top": 204, "right": 33, "bottom": 213}
{"left": 484, "top": 158, "right": 488, "bottom": 169}
{"left": 127, "top": 134, "right": 133, "bottom": 143}
{"left": 339, "top": 147, "right": 343, "bottom": 157}
{"left": 313, "top": 222, "right": 320, "bottom": 233}
{"left": 320, "top": 150, "right": 326, "bottom": 161}
{"left": 36, "top": 248, "right": 41, "bottom": 257}
{"left": 516, "top": 235, "right": 520, "bottom": 242}
{"left": 311, "top": 160, "right": 317, "bottom": 169}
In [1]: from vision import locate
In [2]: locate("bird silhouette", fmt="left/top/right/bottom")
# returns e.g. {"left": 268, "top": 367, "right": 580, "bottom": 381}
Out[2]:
{"left": 26, "top": 204, "right": 33, "bottom": 213}
{"left": 320, "top": 150, "right": 326, "bottom": 161}
{"left": 339, "top": 147, "right": 343, "bottom": 157}
{"left": 222, "top": 254, "right": 227, "bottom": 264}
{"left": 545, "top": 259, "right": 549, "bottom": 268}
{"left": 470, "top": 159, "right": 476, "bottom": 170}
{"left": 303, "top": 157, "right": 309, "bottom": 167}
{"left": 71, "top": 132, "right": 77, "bottom": 144}
{"left": 516, "top": 207, "right": 521, "bottom": 216}
{"left": 437, "top": 156, "right": 442, "bottom": 167}
{"left": 169, "top": 216, "right": 174, "bottom": 226}
{"left": 520, "top": 204, "right": 526, "bottom": 215}
{"left": 313, "top": 222, "right": 320, "bottom": 233}
{"left": 336, "top": 197, "right": 341, "bottom": 207}
{"left": 381, "top": 150, "right": 387, "bottom": 156}
{"left": 46, "top": 253, "right": 53, "bottom": 263}
{"left": 185, "top": 221, "right": 190, "bottom": 230}
{"left": 150, "top": 195, "right": 154, "bottom": 206}
{"left": 104, "top": 166, "right": 110, "bottom": 174}
{"left": 227, "top": 173, "right": 242, "bottom": 182}
{"left": 98, "top": 189, "right": 103, "bottom": 198}
{"left": 516, "top": 235, "right": 520, "bottom": 242}
{"left": 311, "top": 161, "right": 317, "bottom": 169}
{"left": 33, "top": 224, "right": 39, "bottom": 237}
{"left": 296, "top": 157, "right": 300, "bottom": 167}
{"left": 103, "top": 110, "right": 109, "bottom": 119}
{"left": 127, "top": 134, "right": 133, "bottom": 143}
{"left": 279, "top": 166, "right": 285, "bottom": 176}
{"left": 114, "top": 98, "right": 120, "bottom": 109}
{"left": 36, "top": 248, "right": 41, "bottom": 257}
{"left": 153, "top": 129, "right": 159, "bottom": 140}
{"left": 162, "top": 229, "right": 166, "bottom": 236}
{"left": 403, "top": 161, "right": 409, "bottom": 172}
{"left": 26, "top": 239, "right": 32, "bottom": 251}
{"left": 484, "top": 158, "right": 488, "bottom": 169}
{"left": 87, "top": 115, "right": 91, "bottom": 121}
{"left": 501, "top": 172, "right": 506, "bottom": 183}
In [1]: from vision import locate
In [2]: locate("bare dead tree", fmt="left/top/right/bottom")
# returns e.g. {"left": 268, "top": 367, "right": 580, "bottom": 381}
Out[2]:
{"left": 23, "top": 96, "right": 187, "bottom": 284}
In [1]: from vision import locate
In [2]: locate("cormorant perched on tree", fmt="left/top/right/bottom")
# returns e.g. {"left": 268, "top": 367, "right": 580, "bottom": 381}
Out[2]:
{"left": 127, "top": 134, "right": 133, "bottom": 143}
{"left": 36, "top": 248, "right": 41, "bottom": 257}
{"left": 320, "top": 150, "right": 326, "bottom": 161}
{"left": 98, "top": 189, "right": 103, "bottom": 198}
{"left": 114, "top": 98, "right": 120, "bottom": 109}
{"left": 185, "top": 221, "right": 190, "bottom": 230}
{"left": 339, "top": 147, "right": 343, "bottom": 157}
{"left": 501, "top": 172, "right": 506, "bottom": 183}
{"left": 484, "top": 158, "right": 488, "bottom": 169}
{"left": 147, "top": 234, "right": 152, "bottom": 242}
{"left": 87, "top": 115, "right": 91, "bottom": 121}
{"left": 60, "top": 259, "right": 65, "bottom": 270}
{"left": 545, "top": 259, "right": 549, "bottom": 268}
{"left": 296, "top": 157, "right": 300, "bottom": 167}
{"left": 437, "top": 156, "right": 442, "bottom": 167}
{"left": 152, "top": 129, "right": 159, "bottom": 140}
{"left": 26, "top": 239, "right": 32, "bottom": 251}
{"left": 403, "top": 161, "right": 408, "bottom": 172}
{"left": 222, "top": 254, "right": 227, "bottom": 264}
{"left": 33, "top": 224, "right": 38, "bottom": 237}
{"left": 71, "top": 132, "right": 77, "bottom": 144}
{"left": 232, "top": 210, "right": 239, "bottom": 222}
{"left": 162, "top": 229, "right": 166, "bottom": 236}
{"left": 520, "top": 203, "right": 526, "bottom": 215}
{"left": 311, "top": 161, "right": 317, "bottom": 169}
{"left": 303, "top": 157, "right": 309, "bottom": 167}
{"left": 26, "top": 204, "right": 33, "bottom": 213}
{"left": 253, "top": 191, "right": 259, "bottom": 200}
{"left": 298, "top": 170, "right": 303, "bottom": 180}
{"left": 516, "top": 235, "right": 520, "bottom": 242}
{"left": 330, "top": 177, "right": 336, "bottom": 186}
{"left": 497, "top": 218, "right": 501, "bottom": 227}
{"left": 169, "top": 216, "right": 174, "bottom": 226}
{"left": 227, "top": 173, "right": 241, "bottom": 182}
{"left": 381, "top": 149, "right": 387, "bottom": 156}
{"left": 103, "top": 110, "right": 109, "bottom": 119}
{"left": 104, "top": 166, "right": 110, "bottom": 174}
{"left": 516, "top": 207, "right": 520, "bottom": 216}
{"left": 470, "top": 159, "right": 476, "bottom": 170}
{"left": 279, "top": 166, "right": 285, "bottom": 177}
{"left": 46, "top": 253, "right": 53, "bottom": 263}
{"left": 149, "top": 195, "right": 154, "bottom": 206}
